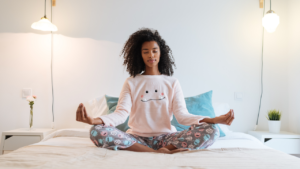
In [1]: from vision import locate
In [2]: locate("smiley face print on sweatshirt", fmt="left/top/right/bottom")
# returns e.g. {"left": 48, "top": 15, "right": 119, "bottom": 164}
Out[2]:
{"left": 140, "top": 89, "right": 165, "bottom": 102}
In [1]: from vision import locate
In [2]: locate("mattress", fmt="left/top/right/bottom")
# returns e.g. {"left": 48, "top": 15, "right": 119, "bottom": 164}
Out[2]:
{"left": 0, "top": 129, "right": 299, "bottom": 169}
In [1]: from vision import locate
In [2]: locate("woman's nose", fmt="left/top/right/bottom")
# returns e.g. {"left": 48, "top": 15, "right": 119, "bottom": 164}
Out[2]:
{"left": 149, "top": 52, "right": 154, "bottom": 58}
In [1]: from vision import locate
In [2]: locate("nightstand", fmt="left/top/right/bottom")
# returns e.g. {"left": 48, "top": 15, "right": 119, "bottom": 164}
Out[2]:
{"left": 0, "top": 128, "right": 55, "bottom": 155}
{"left": 248, "top": 131, "right": 300, "bottom": 154}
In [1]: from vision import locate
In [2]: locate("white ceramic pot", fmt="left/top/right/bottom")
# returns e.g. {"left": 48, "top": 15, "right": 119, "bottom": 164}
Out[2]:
{"left": 268, "top": 120, "right": 281, "bottom": 133}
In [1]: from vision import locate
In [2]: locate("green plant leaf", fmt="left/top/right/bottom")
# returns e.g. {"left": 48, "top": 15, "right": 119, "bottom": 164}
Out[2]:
{"left": 267, "top": 109, "right": 281, "bottom": 121}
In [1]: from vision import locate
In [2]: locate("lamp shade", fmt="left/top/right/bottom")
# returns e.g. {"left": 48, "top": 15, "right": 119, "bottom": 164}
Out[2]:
{"left": 31, "top": 17, "right": 57, "bottom": 31}
{"left": 262, "top": 10, "right": 279, "bottom": 33}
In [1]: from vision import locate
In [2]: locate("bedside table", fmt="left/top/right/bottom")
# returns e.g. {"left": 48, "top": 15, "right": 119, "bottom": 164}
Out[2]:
{"left": 248, "top": 131, "right": 300, "bottom": 154}
{"left": 0, "top": 128, "right": 55, "bottom": 155}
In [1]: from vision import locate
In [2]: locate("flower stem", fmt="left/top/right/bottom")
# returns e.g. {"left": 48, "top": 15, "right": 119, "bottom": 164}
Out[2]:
{"left": 30, "top": 105, "right": 33, "bottom": 128}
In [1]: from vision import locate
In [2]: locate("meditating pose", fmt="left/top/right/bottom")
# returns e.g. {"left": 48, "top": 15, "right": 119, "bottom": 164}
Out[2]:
{"left": 76, "top": 28, "right": 235, "bottom": 154}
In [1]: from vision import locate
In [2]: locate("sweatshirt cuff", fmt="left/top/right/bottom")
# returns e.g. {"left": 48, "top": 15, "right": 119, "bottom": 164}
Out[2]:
{"left": 99, "top": 116, "right": 114, "bottom": 127}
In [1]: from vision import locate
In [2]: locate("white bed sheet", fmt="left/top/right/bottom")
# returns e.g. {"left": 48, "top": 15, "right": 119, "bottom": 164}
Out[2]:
{"left": 209, "top": 131, "right": 269, "bottom": 149}
{"left": 1, "top": 129, "right": 300, "bottom": 169}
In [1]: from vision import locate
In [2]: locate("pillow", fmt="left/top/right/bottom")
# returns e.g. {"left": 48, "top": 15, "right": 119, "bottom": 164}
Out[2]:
{"left": 212, "top": 102, "right": 233, "bottom": 134}
{"left": 41, "top": 128, "right": 90, "bottom": 142}
{"left": 88, "top": 96, "right": 109, "bottom": 117}
{"left": 171, "top": 90, "right": 226, "bottom": 137}
{"left": 104, "top": 95, "right": 130, "bottom": 132}
{"left": 84, "top": 96, "right": 109, "bottom": 129}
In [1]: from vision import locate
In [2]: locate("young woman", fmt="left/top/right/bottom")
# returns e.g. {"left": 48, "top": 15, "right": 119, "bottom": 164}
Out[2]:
{"left": 76, "top": 28, "right": 234, "bottom": 154}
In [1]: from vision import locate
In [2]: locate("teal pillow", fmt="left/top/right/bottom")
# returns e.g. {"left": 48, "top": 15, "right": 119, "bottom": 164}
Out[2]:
{"left": 171, "top": 90, "right": 226, "bottom": 137}
{"left": 105, "top": 95, "right": 130, "bottom": 132}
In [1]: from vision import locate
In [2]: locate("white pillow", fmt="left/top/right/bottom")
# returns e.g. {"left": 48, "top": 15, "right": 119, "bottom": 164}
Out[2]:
{"left": 89, "top": 95, "right": 109, "bottom": 117}
{"left": 41, "top": 128, "right": 90, "bottom": 142}
{"left": 83, "top": 96, "right": 109, "bottom": 129}
{"left": 212, "top": 102, "right": 233, "bottom": 134}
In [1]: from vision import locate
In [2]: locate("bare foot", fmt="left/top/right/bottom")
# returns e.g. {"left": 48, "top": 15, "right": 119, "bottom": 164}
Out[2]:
{"left": 156, "top": 147, "right": 190, "bottom": 154}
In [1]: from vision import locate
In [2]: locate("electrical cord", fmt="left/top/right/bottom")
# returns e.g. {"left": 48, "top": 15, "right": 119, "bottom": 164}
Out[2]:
{"left": 50, "top": 0, "right": 55, "bottom": 128}
{"left": 255, "top": 0, "right": 266, "bottom": 130}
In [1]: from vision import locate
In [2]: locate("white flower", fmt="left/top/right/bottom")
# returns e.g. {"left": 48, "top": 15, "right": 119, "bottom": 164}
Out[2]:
{"left": 26, "top": 96, "right": 35, "bottom": 102}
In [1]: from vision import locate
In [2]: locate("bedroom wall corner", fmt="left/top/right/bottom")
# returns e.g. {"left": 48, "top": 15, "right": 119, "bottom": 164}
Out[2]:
{"left": 287, "top": 0, "right": 300, "bottom": 135}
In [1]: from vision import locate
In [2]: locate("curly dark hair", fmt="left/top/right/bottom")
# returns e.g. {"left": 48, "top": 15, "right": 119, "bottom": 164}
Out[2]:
{"left": 120, "top": 28, "right": 176, "bottom": 77}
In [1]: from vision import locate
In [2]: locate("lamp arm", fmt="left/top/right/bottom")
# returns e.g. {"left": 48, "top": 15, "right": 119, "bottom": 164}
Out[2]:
{"left": 44, "top": 0, "right": 47, "bottom": 17}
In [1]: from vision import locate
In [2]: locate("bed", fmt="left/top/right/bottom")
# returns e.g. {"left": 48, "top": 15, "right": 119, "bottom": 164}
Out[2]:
{"left": 0, "top": 128, "right": 299, "bottom": 169}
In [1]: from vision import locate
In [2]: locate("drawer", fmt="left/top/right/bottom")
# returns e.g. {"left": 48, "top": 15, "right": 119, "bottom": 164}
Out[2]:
{"left": 264, "top": 138, "right": 300, "bottom": 154}
{"left": 3, "top": 135, "right": 41, "bottom": 151}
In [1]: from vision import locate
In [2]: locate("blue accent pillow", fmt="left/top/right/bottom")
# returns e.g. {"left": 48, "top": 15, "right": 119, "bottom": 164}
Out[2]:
{"left": 170, "top": 90, "right": 226, "bottom": 137}
{"left": 105, "top": 95, "right": 130, "bottom": 132}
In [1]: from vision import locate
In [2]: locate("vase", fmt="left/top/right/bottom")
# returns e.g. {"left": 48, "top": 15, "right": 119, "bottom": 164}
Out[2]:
{"left": 29, "top": 105, "right": 33, "bottom": 129}
{"left": 268, "top": 120, "right": 281, "bottom": 133}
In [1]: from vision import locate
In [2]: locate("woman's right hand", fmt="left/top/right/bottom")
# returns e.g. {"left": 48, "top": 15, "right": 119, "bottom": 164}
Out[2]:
{"left": 76, "top": 103, "right": 95, "bottom": 125}
{"left": 76, "top": 103, "right": 105, "bottom": 125}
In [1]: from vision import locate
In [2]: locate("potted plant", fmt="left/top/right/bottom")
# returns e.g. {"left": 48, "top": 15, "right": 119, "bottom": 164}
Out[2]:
{"left": 266, "top": 109, "right": 282, "bottom": 133}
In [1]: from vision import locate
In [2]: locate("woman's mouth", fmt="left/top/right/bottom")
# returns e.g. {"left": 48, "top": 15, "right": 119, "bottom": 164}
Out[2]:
{"left": 148, "top": 59, "right": 155, "bottom": 63}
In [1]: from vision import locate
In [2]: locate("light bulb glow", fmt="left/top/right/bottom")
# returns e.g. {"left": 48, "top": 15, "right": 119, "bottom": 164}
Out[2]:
{"left": 31, "top": 18, "right": 57, "bottom": 31}
{"left": 262, "top": 12, "right": 280, "bottom": 33}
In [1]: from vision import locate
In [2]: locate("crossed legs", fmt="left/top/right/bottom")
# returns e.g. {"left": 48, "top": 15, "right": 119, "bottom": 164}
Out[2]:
{"left": 90, "top": 123, "right": 219, "bottom": 153}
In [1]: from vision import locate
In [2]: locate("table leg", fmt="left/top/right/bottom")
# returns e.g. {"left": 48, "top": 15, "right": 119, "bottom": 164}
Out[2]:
{"left": 0, "top": 134, "right": 5, "bottom": 155}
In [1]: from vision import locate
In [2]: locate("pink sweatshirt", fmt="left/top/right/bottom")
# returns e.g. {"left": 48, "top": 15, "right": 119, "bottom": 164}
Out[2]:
{"left": 99, "top": 74, "right": 209, "bottom": 137}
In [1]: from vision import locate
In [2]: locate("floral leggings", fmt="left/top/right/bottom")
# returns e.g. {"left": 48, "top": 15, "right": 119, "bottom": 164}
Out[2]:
{"left": 90, "top": 122, "right": 219, "bottom": 151}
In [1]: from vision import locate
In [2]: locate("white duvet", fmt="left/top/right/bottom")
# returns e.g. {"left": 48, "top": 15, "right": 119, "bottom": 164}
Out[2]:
{"left": 0, "top": 129, "right": 299, "bottom": 169}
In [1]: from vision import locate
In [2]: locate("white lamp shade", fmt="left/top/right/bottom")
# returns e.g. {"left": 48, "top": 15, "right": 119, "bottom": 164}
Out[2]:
{"left": 31, "top": 18, "right": 58, "bottom": 31}
{"left": 262, "top": 13, "right": 280, "bottom": 33}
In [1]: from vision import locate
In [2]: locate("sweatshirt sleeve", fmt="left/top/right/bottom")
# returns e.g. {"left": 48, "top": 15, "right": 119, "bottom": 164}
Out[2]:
{"left": 99, "top": 79, "right": 132, "bottom": 127}
{"left": 172, "top": 80, "right": 210, "bottom": 125}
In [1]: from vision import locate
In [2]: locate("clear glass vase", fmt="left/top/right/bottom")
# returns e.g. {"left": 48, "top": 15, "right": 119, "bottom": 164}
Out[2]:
{"left": 29, "top": 105, "right": 33, "bottom": 130}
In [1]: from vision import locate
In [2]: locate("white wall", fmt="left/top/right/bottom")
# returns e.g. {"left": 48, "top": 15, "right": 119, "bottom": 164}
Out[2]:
{"left": 0, "top": 0, "right": 295, "bottom": 140}
{"left": 287, "top": 0, "right": 300, "bottom": 135}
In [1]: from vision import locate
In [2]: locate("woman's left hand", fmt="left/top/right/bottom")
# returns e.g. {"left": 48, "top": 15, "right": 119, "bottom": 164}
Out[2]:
{"left": 213, "top": 109, "right": 235, "bottom": 126}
